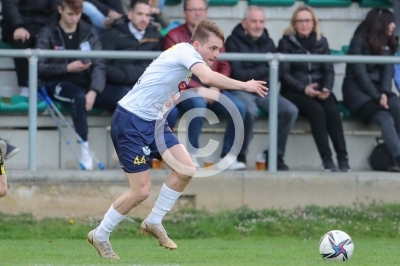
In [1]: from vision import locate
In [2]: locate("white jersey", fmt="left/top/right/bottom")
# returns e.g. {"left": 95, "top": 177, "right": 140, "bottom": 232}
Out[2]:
{"left": 118, "top": 43, "right": 206, "bottom": 121}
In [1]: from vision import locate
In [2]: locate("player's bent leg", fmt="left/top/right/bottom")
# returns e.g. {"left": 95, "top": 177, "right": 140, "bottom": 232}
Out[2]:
{"left": 88, "top": 171, "right": 152, "bottom": 259}
{"left": 140, "top": 144, "right": 195, "bottom": 250}
{"left": 113, "top": 171, "right": 152, "bottom": 214}
{"left": 162, "top": 144, "right": 196, "bottom": 190}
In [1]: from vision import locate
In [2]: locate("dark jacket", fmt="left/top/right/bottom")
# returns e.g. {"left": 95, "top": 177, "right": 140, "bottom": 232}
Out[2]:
{"left": 342, "top": 36, "right": 394, "bottom": 114}
{"left": 1, "top": 0, "right": 58, "bottom": 42}
{"left": 225, "top": 23, "right": 276, "bottom": 83}
{"left": 164, "top": 23, "right": 231, "bottom": 88}
{"left": 277, "top": 33, "right": 334, "bottom": 99}
{"left": 100, "top": 18, "right": 162, "bottom": 86}
{"left": 86, "top": 0, "right": 124, "bottom": 16}
{"left": 35, "top": 15, "right": 106, "bottom": 93}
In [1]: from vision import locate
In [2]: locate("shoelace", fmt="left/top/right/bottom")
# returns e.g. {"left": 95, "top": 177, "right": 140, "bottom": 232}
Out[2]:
{"left": 156, "top": 224, "right": 168, "bottom": 236}
{"left": 101, "top": 241, "right": 114, "bottom": 255}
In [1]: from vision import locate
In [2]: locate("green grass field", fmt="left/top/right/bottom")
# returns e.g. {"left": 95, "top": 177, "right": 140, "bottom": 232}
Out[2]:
{"left": 0, "top": 238, "right": 399, "bottom": 265}
{"left": 1, "top": 204, "right": 400, "bottom": 265}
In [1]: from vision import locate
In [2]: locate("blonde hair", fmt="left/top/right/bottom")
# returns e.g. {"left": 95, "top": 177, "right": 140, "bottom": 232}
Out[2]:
{"left": 284, "top": 5, "right": 321, "bottom": 40}
{"left": 190, "top": 20, "right": 225, "bottom": 44}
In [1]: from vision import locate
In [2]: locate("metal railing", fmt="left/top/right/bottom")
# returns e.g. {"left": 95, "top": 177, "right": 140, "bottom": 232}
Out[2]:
{"left": 1, "top": 49, "right": 400, "bottom": 172}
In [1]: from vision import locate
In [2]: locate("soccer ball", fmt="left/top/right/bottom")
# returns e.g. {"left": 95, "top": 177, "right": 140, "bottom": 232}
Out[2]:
{"left": 319, "top": 230, "right": 354, "bottom": 261}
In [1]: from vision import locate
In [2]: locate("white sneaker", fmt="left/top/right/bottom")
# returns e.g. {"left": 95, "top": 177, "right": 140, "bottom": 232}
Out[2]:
{"left": 190, "top": 155, "right": 200, "bottom": 168}
{"left": 81, "top": 153, "right": 93, "bottom": 170}
{"left": 80, "top": 141, "right": 93, "bottom": 170}
{"left": 216, "top": 154, "right": 246, "bottom": 171}
{"left": 20, "top": 87, "right": 29, "bottom": 97}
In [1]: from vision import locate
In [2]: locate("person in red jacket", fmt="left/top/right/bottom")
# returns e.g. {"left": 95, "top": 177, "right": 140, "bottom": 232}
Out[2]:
{"left": 163, "top": 0, "right": 247, "bottom": 170}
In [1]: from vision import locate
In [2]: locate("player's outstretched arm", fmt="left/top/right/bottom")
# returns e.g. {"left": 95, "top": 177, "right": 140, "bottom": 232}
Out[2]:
{"left": 191, "top": 63, "right": 268, "bottom": 97}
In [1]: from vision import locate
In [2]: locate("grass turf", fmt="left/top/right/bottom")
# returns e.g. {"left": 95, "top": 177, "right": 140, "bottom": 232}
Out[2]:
{"left": 0, "top": 238, "right": 399, "bottom": 265}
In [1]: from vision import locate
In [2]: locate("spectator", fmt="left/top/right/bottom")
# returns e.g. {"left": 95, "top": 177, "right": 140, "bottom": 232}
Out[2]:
{"left": 121, "top": 0, "right": 169, "bottom": 29}
{"left": 100, "top": 0, "right": 162, "bottom": 88}
{"left": 36, "top": 0, "right": 127, "bottom": 170}
{"left": 225, "top": 6, "right": 298, "bottom": 171}
{"left": 83, "top": 0, "right": 124, "bottom": 30}
{"left": 278, "top": 5, "right": 349, "bottom": 172}
{"left": 342, "top": 8, "right": 400, "bottom": 171}
{"left": 163, "top": 0, "right": 247, "bottom": 170}
{"left": 1, "top": 0, "right": 58, "bottom": 97}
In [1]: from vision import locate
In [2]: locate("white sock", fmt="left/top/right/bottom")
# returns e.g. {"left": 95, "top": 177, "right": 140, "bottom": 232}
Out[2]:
{"left": 80, "top": 141, "right": 90, "bottom": 157}
{"left": 146, "top": 183, "right": 182, "bottom": 224}
{"left": 20, "top": 87, "right": 29, "bottom": 97}
{"left": 94, "top": 205, "right": 125, "bottom": 242}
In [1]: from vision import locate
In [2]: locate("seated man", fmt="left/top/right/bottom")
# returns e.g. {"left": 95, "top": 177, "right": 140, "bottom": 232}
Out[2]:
{"left": 1, "top": 0, "right": 58, "bottom": 96}
{"left": 36, "top": 0, "right": 128, "bottom": 170}
{"left": 163, "top": 0, "right": 247, "bottom": 170}
{"left": 100, "top": 0, "right": 162, "bottom": 89}
{"left": 225, "top": 6, "right": 298, "bottom": 170}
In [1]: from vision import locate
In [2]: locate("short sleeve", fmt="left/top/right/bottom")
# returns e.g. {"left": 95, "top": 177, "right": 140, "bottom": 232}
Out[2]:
{"left": 175, "top": 44, "right": 206, "bottom": 70}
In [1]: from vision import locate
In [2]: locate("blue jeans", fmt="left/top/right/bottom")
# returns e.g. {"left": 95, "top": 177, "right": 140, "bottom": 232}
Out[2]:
{"left": 158, "top": 0, "right": 165, "bottom": 10}
{"left": 165, "top": 105, "right": 179, "bottom": 128}
{"left": 83, "top": 1, "right": 105, "bottom": 29}
{"left": 166, "top": 90, "right": 246, "bottom": 156}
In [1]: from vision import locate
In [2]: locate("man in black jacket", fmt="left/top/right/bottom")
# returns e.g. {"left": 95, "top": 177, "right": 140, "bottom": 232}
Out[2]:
{"left": 100, "top": 0, "right": 162, "bottom": 88}
{"left": 36, "top": 0, "right": 127, "bottom": 170}
{"left": 1, "top": 0, "right": 58, "bottom": 96}
{"left": 225, "top": 6, "right": 298, "bottom": 170}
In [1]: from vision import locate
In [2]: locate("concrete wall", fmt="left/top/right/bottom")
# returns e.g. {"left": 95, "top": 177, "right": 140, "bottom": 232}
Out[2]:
{"left": 1, "top": 170, "right": 399, "bottom": 219}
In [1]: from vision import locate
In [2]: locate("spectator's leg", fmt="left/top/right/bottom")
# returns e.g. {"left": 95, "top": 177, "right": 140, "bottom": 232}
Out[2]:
{"left": 94, "top": 84, "right": 130, "bottom": 111}
{"left": 83, "top": 1, "right": 106, "bottom": 29}
{"left": 207, "top": 90, "right": 246, "bottom": 157}
{"left": 230, "top": 91, "right": 259, "bottom": 163}
{"left": 174, "top": 90, "right": 207, "bottom": 156}
{"left": 158, "top": 0, "right": 166, "bottom": 10}
{"left": 289, "top": 94, "right": 334, "bottom": 164}
{"left": 46, "top": 81, "right": 89, "bottom": 141}
{"left": 370, "top": 110, "right": 400, "bottom": 159}
{"left": 319, "top": 94, "right": 348, "bottom": 160}
{"left": 108, "top": 0, "right": 125, "bottom": 14}
{"left": 256, "top": 95, "right": 298, "bottom": 158}
{"left": 10, "top": 37, "right": 36, "bottom": 89}
{"left": 165, "top": 107, "right": 180, "bottom": 129}
{"left": 387, "top": 96, "right": 400, "bottom": 140}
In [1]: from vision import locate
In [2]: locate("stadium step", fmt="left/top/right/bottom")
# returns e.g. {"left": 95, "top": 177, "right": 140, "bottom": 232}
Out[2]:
{"left": 358, "top": 0, "right": 392, "bottom": 7}
{"left": 304, "top": 0, "right": 352, "bottom": 7}
{"left": 165, "top": 0, "right": 182, "bottom": 6}
{"left": 246, "top": 0, "right": 295, "bottom": 6}
{"left": 209, "top": 0, "right": 239, "bottom": 6}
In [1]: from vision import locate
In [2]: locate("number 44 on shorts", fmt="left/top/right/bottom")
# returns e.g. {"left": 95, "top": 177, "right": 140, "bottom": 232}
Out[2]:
{"left": 134, "top": 155, "right": 146, "bottom": 165}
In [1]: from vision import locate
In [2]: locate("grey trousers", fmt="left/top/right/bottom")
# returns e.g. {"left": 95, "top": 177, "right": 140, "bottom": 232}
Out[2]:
{"left": 231, "top": 91, "right": 298, "bottom": 158}
{"left": 370, "top": 96, "right": 400, "bottom": 159}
